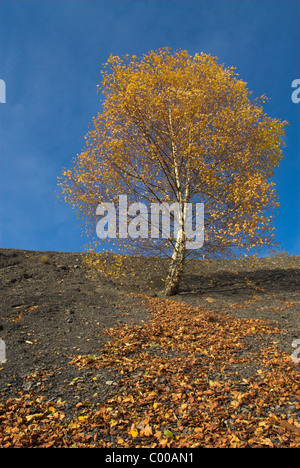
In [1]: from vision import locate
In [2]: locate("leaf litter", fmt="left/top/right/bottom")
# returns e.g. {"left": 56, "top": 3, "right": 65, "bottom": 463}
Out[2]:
{"left": 1, "top": 294, "right": 299, "bottom": 448}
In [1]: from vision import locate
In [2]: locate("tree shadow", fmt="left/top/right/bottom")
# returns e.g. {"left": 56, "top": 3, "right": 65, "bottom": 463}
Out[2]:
{"left": 179, "top": 268, "right": 300, "bottom": 297}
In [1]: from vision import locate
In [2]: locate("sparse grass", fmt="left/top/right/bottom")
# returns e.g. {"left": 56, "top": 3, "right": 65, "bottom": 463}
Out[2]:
{"left": 39, "top": 255, "right": 50, "bottom": 264}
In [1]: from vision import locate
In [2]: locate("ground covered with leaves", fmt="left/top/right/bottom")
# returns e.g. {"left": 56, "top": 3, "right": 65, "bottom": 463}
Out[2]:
{"left": 0, "top": 249, "right": 299, "bottom": 447}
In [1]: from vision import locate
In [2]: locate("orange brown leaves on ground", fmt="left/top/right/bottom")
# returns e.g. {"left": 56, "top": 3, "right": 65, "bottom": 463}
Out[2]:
{"left": 1, "top": 305, "right": 39, "bottom": 324}
{"left": 1, "top": 295, "right": 299, "bottom": 448}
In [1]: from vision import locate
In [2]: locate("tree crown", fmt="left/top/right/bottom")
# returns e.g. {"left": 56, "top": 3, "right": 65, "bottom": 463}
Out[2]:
{"left": 58, "top": 48, "right": 288, "bottom": 261}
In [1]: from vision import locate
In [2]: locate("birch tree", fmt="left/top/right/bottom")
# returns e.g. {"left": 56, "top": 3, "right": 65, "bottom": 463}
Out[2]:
{"left": 58, "top": 48, "right": 287, "bottom": 295}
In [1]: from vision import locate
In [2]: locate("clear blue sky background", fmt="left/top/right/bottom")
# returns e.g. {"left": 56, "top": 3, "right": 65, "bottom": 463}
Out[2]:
{"left": 0, "top": 0, "right": 299, "bottom": 255}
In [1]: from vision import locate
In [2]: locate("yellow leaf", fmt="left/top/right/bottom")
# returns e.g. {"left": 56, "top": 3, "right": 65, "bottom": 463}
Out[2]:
{"left": 78, "top": 415, "right": 88, "bottom": 422}
{"left": 26, "top": 413, "right": 44, "bottom": 422}
{"left": 130, "top": 428, "right": 139, "bottom": 438}
{"left": 230, "top": 400, "right": 240, "bottom": 409}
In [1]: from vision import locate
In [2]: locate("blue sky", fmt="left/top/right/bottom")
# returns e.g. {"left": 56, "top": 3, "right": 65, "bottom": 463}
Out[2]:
{"left": 0, "top": 0, "right": 299, "bottom": 255}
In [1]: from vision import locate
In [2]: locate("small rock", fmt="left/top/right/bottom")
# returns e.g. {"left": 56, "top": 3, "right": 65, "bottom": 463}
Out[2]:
{"left": 23, "top": 382, "right": 32, "bottom": 390}
{"left": 65, "top": 309, "right": 74, "bottom": 315}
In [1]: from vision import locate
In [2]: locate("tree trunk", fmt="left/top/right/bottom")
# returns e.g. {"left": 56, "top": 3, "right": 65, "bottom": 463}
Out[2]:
{"left": 164, "top": 107, "right": 190, "bottom": 296}
{"left": 164, "top": 233, "right": 186, "bottom": 296}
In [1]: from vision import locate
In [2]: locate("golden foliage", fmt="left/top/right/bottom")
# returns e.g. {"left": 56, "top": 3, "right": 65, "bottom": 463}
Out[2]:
{"left": 58, "top": 48, "right": 288, "bottom": 266}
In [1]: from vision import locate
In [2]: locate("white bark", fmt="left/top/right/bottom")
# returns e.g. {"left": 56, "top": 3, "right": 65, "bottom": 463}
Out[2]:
{"left": 164, "top": 108, "right": 190, "bottom": 295}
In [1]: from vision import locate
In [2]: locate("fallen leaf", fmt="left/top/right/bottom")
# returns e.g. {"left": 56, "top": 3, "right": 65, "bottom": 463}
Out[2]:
{"left": 163, "top": 429, "right": 174, "bottom": 439}
{"left": 205, "top": 297, "right": 215, "bottom": 303}
{"left": 26, "top": 413, "right": 44, "bottom": 422}
{"left": 129, "top": 428, "right": 139, "bottom": 438}
{"left": 143, "top": 424, "right": 153, "bottom": 436}
{"left": 78, "top": 415, "right": 88, "bottom": 422}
